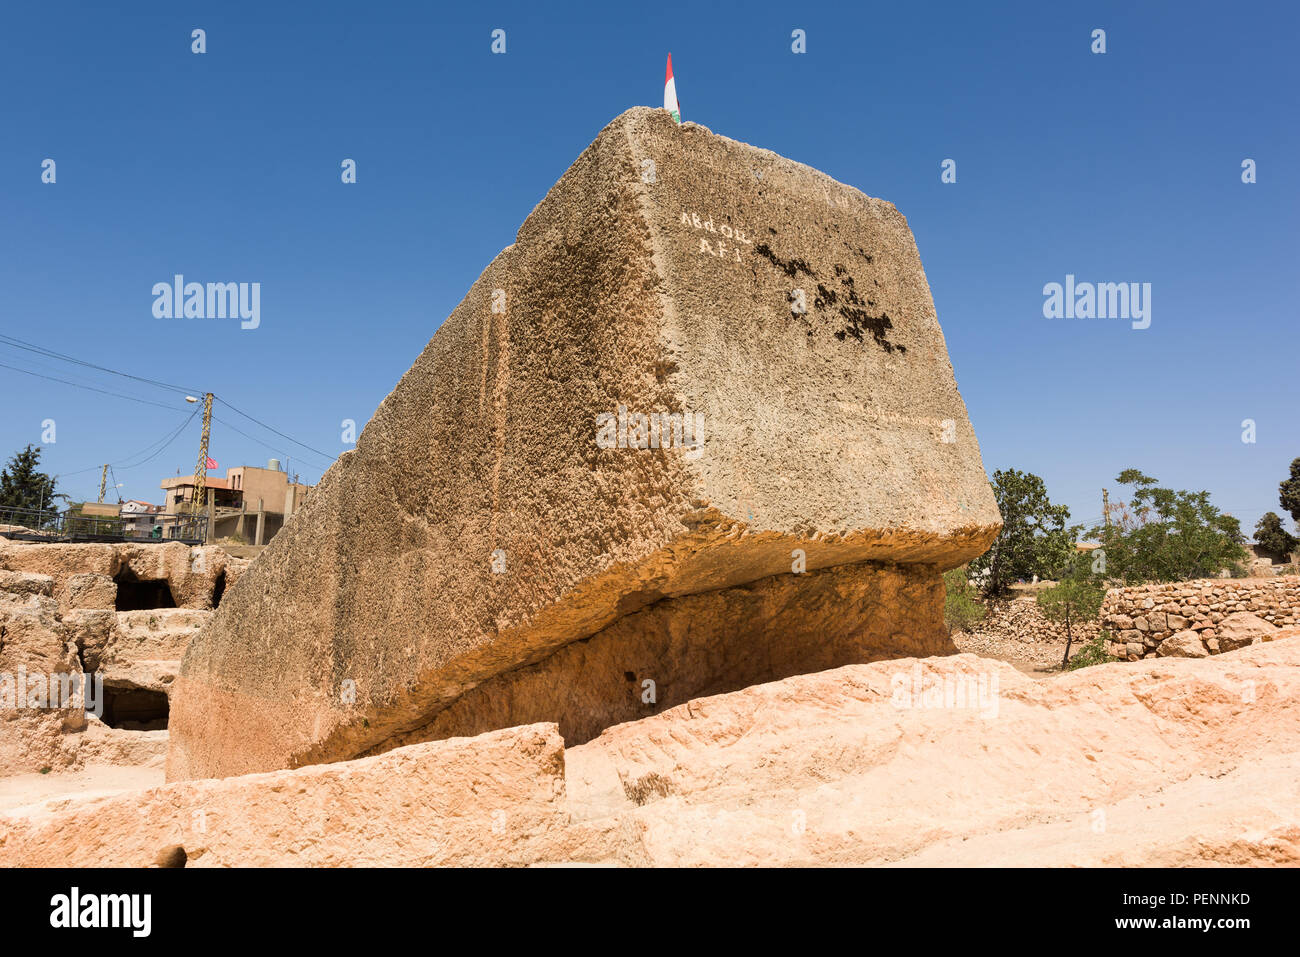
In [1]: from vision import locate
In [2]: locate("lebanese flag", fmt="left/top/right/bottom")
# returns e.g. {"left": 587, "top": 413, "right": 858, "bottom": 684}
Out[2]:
{"left": 664, "top": 53, "right": 681, "bottom": 124}
{"left": 205, "top": 456, "right": 218, "bottom": 470}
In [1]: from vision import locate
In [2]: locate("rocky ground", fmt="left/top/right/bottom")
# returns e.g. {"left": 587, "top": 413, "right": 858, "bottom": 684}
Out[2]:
{"left": 950, "top": 593, "right": 1095, "bottom": 675}
{"left": 1, "top": 629, "right": 1296, "bottom": 866}
{"left": 951, "top": 628, "right": 1069, "bottom": 674}
{"left": 3, "top": 540, "right": 1295, "bottom": 867}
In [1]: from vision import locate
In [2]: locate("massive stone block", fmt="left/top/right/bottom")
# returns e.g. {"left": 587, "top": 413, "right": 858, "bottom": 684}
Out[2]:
{"left": 168, "top": 107, "right": 1000, "bottom": 780}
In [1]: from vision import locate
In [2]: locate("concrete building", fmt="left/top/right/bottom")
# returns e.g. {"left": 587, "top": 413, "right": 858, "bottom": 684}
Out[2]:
{"left": 120, "top": 500, "right": 163, "bottom": 538}
{"left": 160, "top": 462, "right": 312, "bottom": 545}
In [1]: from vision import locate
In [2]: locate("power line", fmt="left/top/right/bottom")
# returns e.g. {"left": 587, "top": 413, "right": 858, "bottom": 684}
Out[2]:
{"left": 53, "top": 410, "right": 198, "bottom": 495}
{"left": 0, "top": 345, "right": 148, "bottom": 392}
{"left": 211, "top": 414, "right": 331, "bottom": 472}
{"left": 0, "top": 334, "right": 199, "bottom": 395}
{"left": 114, "top": 408, "right": 200, "bottom": 471}
{"left": 214, "top": 396, "right": 335, "bottom": 461}
{"left": 0, "top": 361, "right": 187, "bottom": 412}
{"left": 1, "top": 334, "right": 336, "bottom": 475}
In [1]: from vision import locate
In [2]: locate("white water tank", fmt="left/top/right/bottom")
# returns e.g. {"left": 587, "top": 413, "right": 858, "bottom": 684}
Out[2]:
{"left": 267, "top": 458, "right": 281, "bottom": 471}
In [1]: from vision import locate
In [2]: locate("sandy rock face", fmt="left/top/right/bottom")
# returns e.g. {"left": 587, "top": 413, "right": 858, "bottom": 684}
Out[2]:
{"left": 5, "top": 635, "right": 1298, "bottom": 867}
{"left": 1216, "top": 612, "right": 1278, "bottom": 651}
{"left": 0, "top": 597, "right": 85, "bottom": 775}
{"left": 169, "top": 107, "right": 1000, "bottom": 781}
{"left": 65, "top": 574, "right": 116, "bottom": 611}
{"left": 0, "top": 725, "right": 567, "bottom": 867}
{"left": 99, "top": 609, "right": 209, "bottom": 699}
{"left": 556, "top": 633, "right": 1300, "bottom": 866}
{"left": 0, "top": 571, "right": 54, "bottom": 599}
{"left": 1157, "top": 629, "right": 1209, "bottom": 658}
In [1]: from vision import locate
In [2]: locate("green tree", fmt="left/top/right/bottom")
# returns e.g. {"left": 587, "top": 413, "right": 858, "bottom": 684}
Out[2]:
{"left": 0, "top": 445, "right": 61, "bottom": 526}
{"left": 943, "top": 566, "right": 986, "bottom": 636}
{"left": 1037, "top": 558, "right": 1106, "bottom": 670}
{"left": 1254, "top": 511, "right": 1298, "bottom": 560}
{"left": 1089, "top": 469, "right": 1247, "bottom": 582}
{"left": 1280, "top": 458, "right": 1300, "bottom": 527}
{"left": 969, "top": 469, "right": 1073, "bottom": 596}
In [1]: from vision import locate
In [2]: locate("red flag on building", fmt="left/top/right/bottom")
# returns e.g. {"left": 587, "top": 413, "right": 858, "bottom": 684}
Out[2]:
{"left": 205, "top": 457, "right": 218, "bottom": 470}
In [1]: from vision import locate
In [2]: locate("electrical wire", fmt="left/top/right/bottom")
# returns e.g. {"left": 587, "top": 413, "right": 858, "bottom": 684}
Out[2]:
{"left": 113, "top": 409, "right": 200, "bottom": 471}
{"left": 211, "top": 414, "right": 330, "bottom": 473}
{"left": 0, "top": 333, "right": 199, "bottom": 395}
{"left": 0, "top": 336, "right": 334, "bottom": 473}
{"left": 0, "top": 361, "right": 187, "bottom": 412}
{"left": 214, "top": 396, "right": 334, "bottom": 460}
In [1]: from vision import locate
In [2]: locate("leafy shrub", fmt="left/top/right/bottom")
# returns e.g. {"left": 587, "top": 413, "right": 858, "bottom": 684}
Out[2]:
{"left": 1037, "top": 556, "right": 1106, "bottom": 669}
{"left": 1065, "top": 632, "right": 1117, "bottom": 671}
{"left": 943, "top": 566, "right": 986, "bottom": 635}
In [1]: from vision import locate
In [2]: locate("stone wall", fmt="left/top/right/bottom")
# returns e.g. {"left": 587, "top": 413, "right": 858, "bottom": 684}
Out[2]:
{"left": 968, "top": 594, "right": 1101, "bottom": 646}
{"left": 1102, "top": 576, "right": 1300, "bottom": 660}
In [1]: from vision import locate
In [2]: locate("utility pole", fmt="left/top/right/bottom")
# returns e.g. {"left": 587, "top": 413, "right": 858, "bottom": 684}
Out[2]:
{"left": 1102, "top": 488, "right": 1111, "bottom": 534}
{"left": 98, "top": 464, "right": 108, "bottom": 503}
{"left": 192, "top": 392, "right": 214, "bottom": 515}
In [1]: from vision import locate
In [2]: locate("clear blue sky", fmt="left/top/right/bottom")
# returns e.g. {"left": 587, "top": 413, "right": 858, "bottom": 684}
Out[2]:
{"left": 2, "top": 1, "right": 1296, "bottom": 535}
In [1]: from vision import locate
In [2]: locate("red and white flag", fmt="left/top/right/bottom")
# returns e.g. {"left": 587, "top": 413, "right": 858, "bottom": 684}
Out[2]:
{"left": 205, "top": 456, "right": 218, "bottom": 470}
{"left": 664, "top": 53, "right": 681, "bottom": 124}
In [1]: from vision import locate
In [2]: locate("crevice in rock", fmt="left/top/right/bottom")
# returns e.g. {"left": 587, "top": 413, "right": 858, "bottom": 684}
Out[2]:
{"left": 357, "top": 559, "right": 952, "bottom": 760}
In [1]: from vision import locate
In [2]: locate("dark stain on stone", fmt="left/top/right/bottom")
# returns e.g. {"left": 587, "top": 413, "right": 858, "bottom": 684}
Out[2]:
{"left": 754, "top": 243, "right": 815, "bottom": 278}
{"left": 756, "top": 248, "right": 905, "bottom": 354}
{"left": 834, "top": 308, "right": 904, "bottom": 352}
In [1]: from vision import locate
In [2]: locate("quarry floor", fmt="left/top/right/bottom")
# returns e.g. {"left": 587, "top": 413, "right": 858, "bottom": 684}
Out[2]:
{"left": 2, "top": 630, "right": 1297, "bottom": 867}
{"left": 0, "top": 765, "right": 162, "bottom": 815}
{"left": 952, "top": 629, "right": 1074, "bottom": 675}
{"left": 0, "top": 629, "right": 1065, "bottom": 817}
